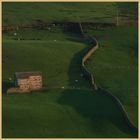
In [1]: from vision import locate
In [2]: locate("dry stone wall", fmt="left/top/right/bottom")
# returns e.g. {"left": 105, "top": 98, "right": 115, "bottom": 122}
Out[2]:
{"left": 79, "top": 23, "right": 138, "bottom": 133}
{"left": 81, "top": 39, "right": 98, "bottom": 90}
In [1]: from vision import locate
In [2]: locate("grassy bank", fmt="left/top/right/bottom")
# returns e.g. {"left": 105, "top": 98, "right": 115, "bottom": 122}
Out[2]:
{"left": 2, "top": 89, "right": 137, "bottom": 138}
{"left": 3, "top": 28, "right": 91, "bottom": 91}
{"left": 86, "top": 26, "right": 138, "bottom": 126}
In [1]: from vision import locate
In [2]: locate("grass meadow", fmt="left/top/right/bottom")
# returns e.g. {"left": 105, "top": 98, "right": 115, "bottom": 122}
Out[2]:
{"left": 2, "top": 2, "right": 138, "bottom": 138}
{"left": 86, "top": 26, "right": 138, "bottom": 126}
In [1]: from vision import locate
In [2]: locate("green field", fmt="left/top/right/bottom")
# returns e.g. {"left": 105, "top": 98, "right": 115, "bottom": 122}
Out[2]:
{"left": 2, "top": 2, "right": 137, "bottom": 25}
{"left": 2, "top": 2, "right": 116, "bottom": 25}
{"left": 2, "top": 89, "right": 137, "bottom": 138}
{"left": 3, "top": 28, "right": 91, "bottom": 89}
{"left": 2, "top": 27, "right": 138, "bottom": 138}
{"left": 2, "top": 2, "right": 138, "bottom": 138}
{"left": 86, "top": 26, "right": 138, "bottom": 126}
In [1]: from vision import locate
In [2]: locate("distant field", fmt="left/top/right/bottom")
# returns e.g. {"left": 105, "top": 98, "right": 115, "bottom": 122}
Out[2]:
{"left": 86, "top": 26, "right": 138, "bottom": 126}
{"left": 2, "top": 2, "right": 137, "bottom": 25}
{"left": 2, "top": 2, "right": 116, "bottom": 25}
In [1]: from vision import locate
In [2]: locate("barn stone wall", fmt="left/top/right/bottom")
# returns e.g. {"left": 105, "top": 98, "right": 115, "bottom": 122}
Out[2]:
{"left": 7, "top": 74, "right": 42, "bottom": 94}
{"left": 18, "top": 79, "right": 30, "bottom": 92}
{"left": 29, "top": 75, "right": 42, "bottom": 90}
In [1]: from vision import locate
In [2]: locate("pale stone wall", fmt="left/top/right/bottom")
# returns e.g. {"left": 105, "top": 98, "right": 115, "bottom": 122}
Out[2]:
{"left": 16, "top": 75, "right": 42, "bottom": 91}
{"left": 82, "top": 44, "right": 99, "bottom": 65}
{"left": 7, "top": 87, "right": 30, "bottom": 94}
{"left": 7, "top": 75, "right": 42, "bottom": 94}
{"left": 18, "top": 79, "right": 30, "bottom": 92}
{"left": 7, "top": 88, "right": 20, "bottom": 94}
{"left": 81, "top": 37, "right": 99, "bottom": 90}
{"left": 29, "top": 75, "right": 42, "bottom": 90}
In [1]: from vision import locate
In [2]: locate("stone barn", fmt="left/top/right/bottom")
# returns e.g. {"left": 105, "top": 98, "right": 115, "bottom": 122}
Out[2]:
{"left": 7, "top": 71, "right": 42, "bottom": 94}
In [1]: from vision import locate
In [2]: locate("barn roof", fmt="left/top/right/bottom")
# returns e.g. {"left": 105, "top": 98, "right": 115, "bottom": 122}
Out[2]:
{"left": 15, "top": 71, "right": 42, "bottom": 79}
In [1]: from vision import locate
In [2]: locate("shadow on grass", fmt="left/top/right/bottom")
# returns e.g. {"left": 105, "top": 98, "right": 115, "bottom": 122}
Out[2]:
{"left": 66, "top": 37, "right": 95, "bottom": 89}
{"left": 68, "top": 44, "right": 91, "bottom": 88}
{"left": 57, "top": 36, "right": 137, "bottom": 137}
{"left": 2, "top": 81, "right": 15, "bottom": 94}
{"left": 57, "top": 89, "right": 137, "bottom": 137}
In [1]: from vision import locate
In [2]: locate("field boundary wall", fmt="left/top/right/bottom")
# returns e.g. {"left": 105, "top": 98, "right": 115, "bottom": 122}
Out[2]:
{"left": 79, "top": 23, "right": 138, "bottom": 133}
